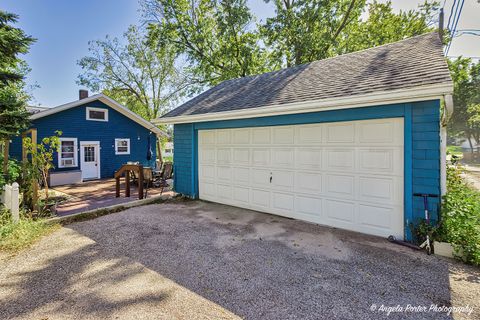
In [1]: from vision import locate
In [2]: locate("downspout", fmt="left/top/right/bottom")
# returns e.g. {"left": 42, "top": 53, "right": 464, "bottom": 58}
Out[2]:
{"left": 441, "top": 94, "right": 454, "bottom": 196}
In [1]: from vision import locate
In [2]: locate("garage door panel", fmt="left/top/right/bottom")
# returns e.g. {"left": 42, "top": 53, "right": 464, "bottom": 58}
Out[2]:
{"left": 201, "top": 131, "right": 216, "bottom": 145}
{"left": 216, "top": 166, "right": 231, "bottom": 182}
{"left": 325, "top": 174, "right": 355, "bottom": 199}
{"left": 251, "top": 189, "right": 271, "bottom": 209}
{"left": 216, "top": 130, "right": 231, "bottom": 144}
{"left": 325, "top": 149, "right": 355, "bottom": 171}
{"left": 357, "top": 121, "right": 395, "bottom": 144}
{"left": 271, "top": 148, "right": 294, "bottom": 168}
{"left": 296, "top": 148, "right": 322, "bottom": 170}
{"left": 232, "top": 167, "right": 250, "bottom": 185}
{"left": 296, "top": 125, "right": 323, "bottom": 144}
{"left": 357, "top": 204, "right": 392, "bottom": 229}
{"left": 358, "top": 176, "right": 395, "bottom": 204}
{"left": 251, "top": 169, "right": 270, "bottom": 187}
{"left": 233, "top": 148, "right": 250, "bottom": 165}
{"left": 271, "top": 170, "right": 294, "bottom": 190}
{"left": 198, "top": 117, "right": 404, "bottom": 239}
{"left": 252, "top": 148, "right": 270, "bottom": 166}
{"left": 201, "top": 182, "right": 216, "bottom": 198}
{"left": 272, "top": 192, "right": 295, "bottom": 212}
{"left": 200, "top": 165, "right": 216, "bottom": 181}
{"left": 325, "top": 199, "right": 355, "bottom": 224}
{"left": 232, "top": 129, "right": 250, "bottom": 144}
{"left": 252, "top": 128, "right": 271, "bottom": 144}
{"left": 217, "top": 148, "right": 231, "bottom": 164}
{"left": 216, "top": 184, "right": 232, "bottom": 201}
{"left": 201, "top": 148, "right": 216, "bottom": 164}
{"left": 326, "top": 123, "right": 355, "bottom": 143}
{"left": 233, "top": 186, "right": 250, "bottom": 204}
{"left": 273, "top": 127, "right": 295, "bottom": 144}
{"left": 296, "top": 195, "right": 322, "bottom": 217}
{"left": 295, "top": 172, "right": 322, "bottom": 194}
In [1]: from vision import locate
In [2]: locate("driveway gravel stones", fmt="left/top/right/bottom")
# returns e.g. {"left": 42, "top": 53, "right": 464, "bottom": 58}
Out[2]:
{"left": 1, "top": 200, "right": 478, "bottom": 319}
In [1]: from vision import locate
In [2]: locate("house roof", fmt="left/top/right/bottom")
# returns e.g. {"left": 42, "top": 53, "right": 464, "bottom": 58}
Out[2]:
{"left": 30, "top": 94, "right": 165, "bottom": 136}
{"left": 158, "top": 32, "right": 453, "bottom": 124}
{"left": 27, "top": 106, "right": 50, "bottom": 115}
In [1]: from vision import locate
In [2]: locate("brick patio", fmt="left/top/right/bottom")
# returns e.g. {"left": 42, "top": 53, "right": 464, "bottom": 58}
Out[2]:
{"left": 52, "top": 178, "right": 174, "bottom": 216}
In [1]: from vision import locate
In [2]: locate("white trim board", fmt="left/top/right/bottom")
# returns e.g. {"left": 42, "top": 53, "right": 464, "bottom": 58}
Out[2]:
{"left": 155, "top": 83, "right": 453, "bottom": 124}
{"left": 31, "top": 94, "right": 165, "bottom": 136}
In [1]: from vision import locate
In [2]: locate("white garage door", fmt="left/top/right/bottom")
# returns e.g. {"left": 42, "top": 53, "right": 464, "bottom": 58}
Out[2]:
{"left": 198, "top": 118, "right": 404, "bottom": 239}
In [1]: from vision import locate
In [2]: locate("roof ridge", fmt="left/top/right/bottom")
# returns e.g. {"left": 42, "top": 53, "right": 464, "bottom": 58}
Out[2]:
{"left": 217, "top": 32, "right": 440, "bottom": 86}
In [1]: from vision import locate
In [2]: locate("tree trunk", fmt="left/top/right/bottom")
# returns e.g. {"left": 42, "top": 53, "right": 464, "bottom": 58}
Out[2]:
{"left": 468, "top": 136, "right": 474, "bottom": 153}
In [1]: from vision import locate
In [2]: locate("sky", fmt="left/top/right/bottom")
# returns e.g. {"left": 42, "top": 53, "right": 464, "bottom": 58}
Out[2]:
{"left": 2, "top": 0, "right": 479, "bottom": 107}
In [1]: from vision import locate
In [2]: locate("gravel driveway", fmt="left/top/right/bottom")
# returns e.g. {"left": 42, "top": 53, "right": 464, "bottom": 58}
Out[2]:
{"left": 1, "top": 200, "right": 479, "bottom": 319}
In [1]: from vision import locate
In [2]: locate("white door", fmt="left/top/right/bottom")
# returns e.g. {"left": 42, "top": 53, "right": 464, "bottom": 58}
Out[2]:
{"left": 198, "top": 118, "right": 404, "bottom": 239}
{"left": 80, "top": 141, "right": 100, "bottom": 180}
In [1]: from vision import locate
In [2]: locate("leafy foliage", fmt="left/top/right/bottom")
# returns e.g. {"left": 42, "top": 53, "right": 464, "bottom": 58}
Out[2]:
{"left": 0, "top": 155, "right": 21, "bottom": 189}
{"left": 261, "top": 0, "right": 438, "bottom": 67}
{"left": 0, "top": 10, "right": 34, "bottom": 140}
{"left": 144, "top": 0, "right": 278, "bottom": 87}
{"left": 23, "top": 131, "right": 61, "bottom": 203}
{"left": 78, "top": 25, "right": 187, "bottom": 120}
{"left": 438, "top": 164, "right": 480, "bottom": 265}
{"left": 447, "top": 58, "right": 480, "bottom": 149}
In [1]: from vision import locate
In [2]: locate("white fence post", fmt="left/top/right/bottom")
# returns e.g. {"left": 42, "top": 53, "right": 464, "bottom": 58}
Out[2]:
{"left": 1, "top": 183, "right": 20, "bottom": 223}
{"left": 10, "top": 182, "right": 20, "bottom": 223}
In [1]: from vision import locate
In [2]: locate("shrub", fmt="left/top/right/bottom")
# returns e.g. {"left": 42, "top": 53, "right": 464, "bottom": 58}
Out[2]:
{"left": 438, "top": 165, "right": 480, "bottom": 265}
{"left": 0, "top": 156, "right": 22, "bottom": 189}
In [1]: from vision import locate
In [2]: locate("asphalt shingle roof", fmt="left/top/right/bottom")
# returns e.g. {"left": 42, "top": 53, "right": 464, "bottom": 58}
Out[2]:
{"left": 163, "top": 32, "right": 452, "bottom": 118}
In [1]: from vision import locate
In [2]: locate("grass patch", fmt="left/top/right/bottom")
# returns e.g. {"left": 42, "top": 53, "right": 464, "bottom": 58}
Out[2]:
{"left": 0, "top": 209, "right": 59, "bottom": 253}
{"left": 447, "top": 145, "right": 464, "bottom": 157}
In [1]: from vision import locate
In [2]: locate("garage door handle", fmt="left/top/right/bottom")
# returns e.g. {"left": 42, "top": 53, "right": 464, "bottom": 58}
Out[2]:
{"left": 270, "top": 176, "right": 272, "bottom": 183}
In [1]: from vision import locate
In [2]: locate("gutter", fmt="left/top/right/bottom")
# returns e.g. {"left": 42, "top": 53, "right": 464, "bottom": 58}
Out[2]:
{"left": 154, "top": 83, "right": 454, "bottom": 124}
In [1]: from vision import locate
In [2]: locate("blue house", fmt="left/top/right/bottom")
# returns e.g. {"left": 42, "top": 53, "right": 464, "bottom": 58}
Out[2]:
{"left": 156, "top": 33, "right": 454, "bottom": 242}
{"left": 10, "top": 91, "right": 163, "bottom": 186}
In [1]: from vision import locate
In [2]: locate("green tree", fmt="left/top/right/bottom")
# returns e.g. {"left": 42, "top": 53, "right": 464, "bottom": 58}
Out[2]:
{"left": 0, "top": 11, "right": 35, "bottom": 174}
{"left": 262, "top": 0, "right": 438, "bottom": 67}
{"left": 448, "top": 58, "right": 480, "bottom": 151}
{"left": 78, "top": 25, "right": 187, "bottom": 120}
{"left": 144, "top": 0, "right": 277, "bottom": 86}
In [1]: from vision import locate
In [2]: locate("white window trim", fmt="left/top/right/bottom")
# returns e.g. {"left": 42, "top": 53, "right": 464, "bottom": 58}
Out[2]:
{"left": 115, "top": 138, "right": 130, "bottom": 155}
{"left": 86, "top": 107, "right": 109, "bottom": 122}
{"left": 58, "top": 138, "right": 78, "bottom": 168}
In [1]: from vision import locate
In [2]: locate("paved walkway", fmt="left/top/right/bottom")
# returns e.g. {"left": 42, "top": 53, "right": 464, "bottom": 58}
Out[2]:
{"left": 52, "top": 178, "right": 174, "bottom": 216}
{"left": 463, "top": 165, "right": 480, "bottom": 191}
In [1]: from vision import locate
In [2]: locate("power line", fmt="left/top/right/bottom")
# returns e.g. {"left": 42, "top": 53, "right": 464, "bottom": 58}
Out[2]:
{"left": 446, "top": 0, "right": 465, "bottom": 55}
{"left": 446, "top": 0, "right": 458, "bottom": 30}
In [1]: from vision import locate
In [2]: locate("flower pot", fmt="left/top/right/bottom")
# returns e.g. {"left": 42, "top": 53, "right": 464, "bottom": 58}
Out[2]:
{"left": 434, "top": 241, "right": 454, "bottom": 258}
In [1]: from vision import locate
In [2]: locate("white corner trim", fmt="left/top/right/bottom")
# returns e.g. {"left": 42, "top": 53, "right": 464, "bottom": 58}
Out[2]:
{"left": 86, "top": 107, "right": 109, "bottom": 122}
{"left": 30, "top": 94, "right": 166, "bottom": 136}
{"left": 155, "top": 83, "right": 454, "bottom": 124}
{"left": 444, "top": 94, "right": 454, "bottom": 119}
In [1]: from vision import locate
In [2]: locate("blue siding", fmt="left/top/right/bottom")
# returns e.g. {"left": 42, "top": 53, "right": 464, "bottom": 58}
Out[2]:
{"left": 173, "top": 100, "right": 441, "bottom": 240}
{"left": 10, "top": 101, "right": 156, "bottom": 178}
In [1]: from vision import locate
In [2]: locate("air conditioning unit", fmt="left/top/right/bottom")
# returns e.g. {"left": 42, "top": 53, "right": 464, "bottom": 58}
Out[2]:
{"left": 62, "top": 159, "right": 75, "bottom": 167}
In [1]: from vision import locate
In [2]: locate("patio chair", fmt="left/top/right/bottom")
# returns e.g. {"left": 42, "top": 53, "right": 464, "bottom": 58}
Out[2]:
{"left": 153, "top": 162, "right": 173, "bottom": 193}
{"left": 142, "top": 167, "right": 153, "bottom": 197}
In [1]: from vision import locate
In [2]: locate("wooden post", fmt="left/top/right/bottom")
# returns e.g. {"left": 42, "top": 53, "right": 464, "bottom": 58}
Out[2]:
{"left": 10, "top": 182, "right": 20, "bottom": 223}
{"left": 115, "top": 177, "right": 120, "bottom": 198}
{"left": 125, "top": 171, "right": 130, "bottom": 197}
{"left": 138, "top": 165, "right": 144, "bottom": 199}
{"left": 3, "top": 139, "right": 9, "bottom": 175}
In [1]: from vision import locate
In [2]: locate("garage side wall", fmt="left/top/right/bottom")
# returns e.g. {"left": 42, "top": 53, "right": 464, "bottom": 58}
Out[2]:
{"left": 172, "top": 100, "right": 441, "bottom": 240}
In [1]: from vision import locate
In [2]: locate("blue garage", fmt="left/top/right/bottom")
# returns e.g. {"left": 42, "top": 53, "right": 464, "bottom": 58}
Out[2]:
{"left": 156, "top": 33, "right": 453, "bottom": 241}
